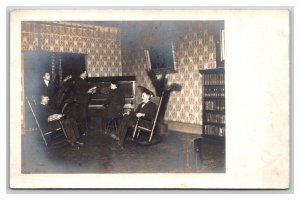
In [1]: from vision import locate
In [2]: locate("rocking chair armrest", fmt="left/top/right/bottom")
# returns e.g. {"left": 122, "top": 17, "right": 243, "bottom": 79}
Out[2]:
{"left": 48, "top": 114, "right": 66, "bottom": 122}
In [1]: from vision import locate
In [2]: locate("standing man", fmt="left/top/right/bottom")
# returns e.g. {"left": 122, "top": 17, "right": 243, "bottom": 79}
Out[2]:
{"left": 55, "top": 75, "right": 76, "bottom": 112}
{"left": 73, "top": 69, "right": 96, "bottom": 136}
{"left": 38, "top": 71, "right": 57, "bottom": 108}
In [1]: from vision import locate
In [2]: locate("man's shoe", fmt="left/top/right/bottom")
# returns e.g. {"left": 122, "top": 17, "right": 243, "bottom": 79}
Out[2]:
{"left": 67, "top": 140, "right": 76, "bottom": 146}
{"left": 110, "top": 134, "right": 120, "bottom": 141}
{"left": 117, "top": 141, "right": 123, "bottom": 146}
{"left": 75, "top": 140, "right": 84, "bottom": 146}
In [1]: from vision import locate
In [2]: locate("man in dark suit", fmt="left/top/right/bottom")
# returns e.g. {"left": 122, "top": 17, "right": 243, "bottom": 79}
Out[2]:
{"left": 36, "top": 95, "right": 84, "bottom": 146}
{"left": 55, "top": 75, "right": 77, "bottom": 115}
{"left": 114, "top": 90, "right": 157, "bottom": 146}
{"left": 38, "top": 71, "right": 57, "bottom": 108}
{"left": 73, "top": 70, "right": 96, "bottom": 135}
{"left": 101, "top": 79, "right": 125, "bottom": 133}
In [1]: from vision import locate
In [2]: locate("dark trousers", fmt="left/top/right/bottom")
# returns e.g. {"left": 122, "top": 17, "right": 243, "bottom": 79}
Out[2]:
{"left": 60, "top": 118, "right": 80, "bottom": 143}
{"left": 100, "top": 105, "right": 123, "bottom": 132}
{"left": 117, "top": 115, "right": 138, "bottom": 146}
{"left": 75, "top": 103, "right": 88, "bottom": 134}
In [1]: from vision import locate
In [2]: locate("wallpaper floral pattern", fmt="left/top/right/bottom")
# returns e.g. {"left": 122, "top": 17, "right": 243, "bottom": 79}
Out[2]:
{"left": 21, "top": 21, "right": 122, "bottom": 77}
{"left": 21, "top": 22, "right": 121, "bottom": 129}
{"left": 21, "top": 21, "right": 218, "bottom": 129}
{"left": 122, "top": 22, "right": 217, "bottom": 125}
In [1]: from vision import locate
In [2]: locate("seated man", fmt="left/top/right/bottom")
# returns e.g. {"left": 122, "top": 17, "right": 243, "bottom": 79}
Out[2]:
{"left": 36, "top": 95, "right": 84, "bottom": 147}
{"left": 113, "top": 89, "right": 157, "bottom": 146}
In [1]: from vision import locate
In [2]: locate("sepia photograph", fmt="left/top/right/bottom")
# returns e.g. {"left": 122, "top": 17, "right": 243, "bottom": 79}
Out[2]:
{"left": 10, "top": 9, "right": 290, "bottom": 189}
{"left": 21, "top": 20, "right": 225, "bottom": 174}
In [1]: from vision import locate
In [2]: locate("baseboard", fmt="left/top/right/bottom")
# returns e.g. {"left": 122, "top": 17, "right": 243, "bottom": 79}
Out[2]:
{"left": 165, "top": 121, "right": 202, "bottom": 135}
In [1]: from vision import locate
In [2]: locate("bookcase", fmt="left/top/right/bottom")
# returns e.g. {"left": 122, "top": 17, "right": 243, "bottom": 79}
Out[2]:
{"left": 199, "top": 68, "right": 225, "bottom": 139}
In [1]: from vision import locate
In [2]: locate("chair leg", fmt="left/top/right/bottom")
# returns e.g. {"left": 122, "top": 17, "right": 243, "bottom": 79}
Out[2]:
{"left": 148, "top": 129, "right": 155, "bottom": 143}
{"left": 104, "top": 119, "right": 111, "bottom": 134}
{"left": 58, "top": 119, "right": 68, "bottom": 139}
{"left": 106, "top": 118, "right": 119, "bottom": 134}
{"left": 113, "top": 119, "right": 118, "bottom": 131}
{"left": 132, "top": 119, "right": 139, "bottom": 141}
{"left": 137, "top": 129, "right": 140, "bottom": 138}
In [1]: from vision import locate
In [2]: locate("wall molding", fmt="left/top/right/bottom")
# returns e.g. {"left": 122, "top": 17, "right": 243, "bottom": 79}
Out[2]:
{"left": 165, "top": 120, "right": 202, "bottom": 135}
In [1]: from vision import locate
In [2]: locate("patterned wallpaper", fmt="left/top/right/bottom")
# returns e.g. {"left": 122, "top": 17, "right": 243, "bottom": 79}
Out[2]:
{"left": 122, "top": 22, "right": 217, "bottom": 125}
{"left": 122, "top": 48, "right": 156, "bottom": 103}
{"left": 21, "top": 21, "right": 122, "bottom": 130}
{"left": 21, "top": 21, "right": 122, "bottom": 77}
{"left": 21, "top": 21, "right": 218, "bottom": 129}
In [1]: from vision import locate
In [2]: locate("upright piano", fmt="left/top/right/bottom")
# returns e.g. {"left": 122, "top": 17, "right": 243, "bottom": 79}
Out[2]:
{"left": 87, "top": 76, "right": 136, "bottom": 112}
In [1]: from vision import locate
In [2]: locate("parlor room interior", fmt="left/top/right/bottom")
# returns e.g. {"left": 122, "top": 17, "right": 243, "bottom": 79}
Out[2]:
{"left": 21, "top": 21, "right": 225, "bottom": 173}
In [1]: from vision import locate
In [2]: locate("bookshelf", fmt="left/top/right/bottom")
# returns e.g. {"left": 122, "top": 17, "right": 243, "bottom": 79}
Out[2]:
{"left": 199, "top": 68, "right": 225, "bottom": 139}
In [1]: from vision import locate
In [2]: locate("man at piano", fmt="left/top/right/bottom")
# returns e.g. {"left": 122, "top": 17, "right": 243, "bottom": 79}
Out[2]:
{"left": 101, "top": 79, "right": 125, "bottom": 134}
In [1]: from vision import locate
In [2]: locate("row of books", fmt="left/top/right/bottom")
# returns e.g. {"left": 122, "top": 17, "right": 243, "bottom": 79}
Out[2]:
{"left": 204, "top": 87, "right": 225, "bottom": 97}
{"left": 204, "top": 125, "right": 225, "bottom": 136}
{"left": 205, "top": 113, "right": 225, "bottom": 124}
{"left": 205, "top": 100, "right": 225, "bottom": 111}
{"left": 203, "top": 74, "right": 225, "bottom": 85}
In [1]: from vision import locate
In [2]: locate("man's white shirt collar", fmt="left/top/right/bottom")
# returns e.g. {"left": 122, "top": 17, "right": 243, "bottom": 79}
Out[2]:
{"left": 44, "top": 80, "right": 49, "bottom": 87}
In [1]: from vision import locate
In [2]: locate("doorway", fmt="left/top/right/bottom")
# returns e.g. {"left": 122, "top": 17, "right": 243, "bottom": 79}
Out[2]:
{"left": 23, "top": 51, "right": 86, "bottom": 129}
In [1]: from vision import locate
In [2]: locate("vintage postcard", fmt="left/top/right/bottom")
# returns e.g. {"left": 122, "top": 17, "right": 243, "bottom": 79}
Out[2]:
{"left": 10, "top": 9, "right": 290, "bottom": 189}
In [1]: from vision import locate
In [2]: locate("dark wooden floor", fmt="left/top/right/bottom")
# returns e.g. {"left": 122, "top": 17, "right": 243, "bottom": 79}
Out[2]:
{"left": 21, "top": 125, "right": 225, "bottom": 174}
